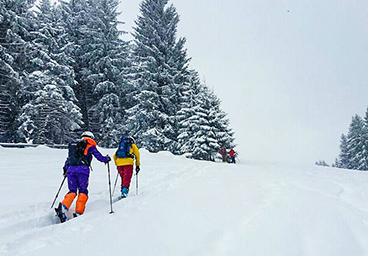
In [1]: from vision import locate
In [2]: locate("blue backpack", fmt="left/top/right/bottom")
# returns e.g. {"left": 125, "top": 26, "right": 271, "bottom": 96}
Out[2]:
{"left": 116, "top": 136, "right": 134, "bottom": 158}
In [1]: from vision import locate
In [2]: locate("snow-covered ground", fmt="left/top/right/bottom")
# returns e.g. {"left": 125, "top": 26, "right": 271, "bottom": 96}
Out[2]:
{"left": 1, "top": 146, "right": 368, "bottom": 256}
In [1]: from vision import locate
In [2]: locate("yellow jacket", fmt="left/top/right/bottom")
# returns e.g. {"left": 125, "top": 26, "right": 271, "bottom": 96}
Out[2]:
{"left": 113, "top": 143, "right": 140, "bottom": 167}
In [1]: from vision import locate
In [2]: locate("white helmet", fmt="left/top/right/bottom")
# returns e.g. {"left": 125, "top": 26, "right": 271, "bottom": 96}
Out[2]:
{"left": 81, "top": 131, "right": 95, "bottom": 139}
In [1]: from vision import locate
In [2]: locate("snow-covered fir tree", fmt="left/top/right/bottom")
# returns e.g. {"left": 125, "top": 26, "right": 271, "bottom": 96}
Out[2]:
{"left": 17, "top": 0, "right": 83, "bottom": 143}
{"left": 83, "top": 0, "right": 130, "bottom": 147}
{"left": 1, "top": 0, "right": 236, "bottom": 159}
{"left": 315, "top": 160, "right": 329, "bottom": 167}
{"left": 337, "top": 134, "right": 349, "bottom": 168}
{"left": 0, "top": 0, "right": 35, "bottom": 142}
{"left": 58, "top": 0, "right": 130, "bottom": 147}
{"left": 57, "top": 0, "right": 95, "bottom": 128}
{"left": 336, "top": 108, "right": 368, "bottom": 171}
{"left": 126, "top": 0, "right": 191, "bottom": 152}
{"left": 346, "top": 115, "right": 366, "bottom": 170}
{"left": 18, "top": 79, "right": 83, "bottom": 144}
{"left": 177, "top": 76, "right": 235, "bottom": 161}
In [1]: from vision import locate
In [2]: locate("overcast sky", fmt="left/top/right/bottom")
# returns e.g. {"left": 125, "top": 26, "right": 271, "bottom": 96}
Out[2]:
{"left": 117, "top": 0, "right": 368, "bottom": 165}
{"left": 46, "top": 0, "right": 368, "bottom": 165}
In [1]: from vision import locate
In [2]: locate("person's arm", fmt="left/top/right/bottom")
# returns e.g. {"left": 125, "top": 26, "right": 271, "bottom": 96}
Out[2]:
{"left": 113, "top": 152, "right": 118, "bottom": 166}
{"left": 90, "top": 146, "right": 110, "bottom": 163}
{"left": 63, "top": 159, "right": 69, "bottom": 176}
{"left": 133, "top": 144, "right": 140, "bottom": 167}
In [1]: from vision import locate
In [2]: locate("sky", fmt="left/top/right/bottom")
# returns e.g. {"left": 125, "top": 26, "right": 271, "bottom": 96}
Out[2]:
{"left": 47, "top": 0, "right": 368, "bottom": 165}
{"left": 117, "top": 0, "right": 368, "bottom": 165}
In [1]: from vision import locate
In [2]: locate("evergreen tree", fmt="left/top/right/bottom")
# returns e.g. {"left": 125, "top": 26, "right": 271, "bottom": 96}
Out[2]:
{"left": 18, "top": 81, "right": 83, "bottom": 144}
{"left": 17, "top": 0, "right": 83, "bottom": 143}
{"left": 82, "top": 0, "right": 130, "bottom": 147}
{"left": 315, "top": 160, "right": 329, "bottom": 167}
{"left": 58, "top": 0, "right": 130, "bottom": 147}
{"left": 58, "top": 0, "right": 94, "bottom": 128}
{"left": 346, "top": 115, "right": 366, "bottom": 170}
{"left": 178, "top": 80, "right": 235, "bottom": 161}
{"left": 177, "top": 70, "right": 202, "bottom": 154}
{"left": 0, "top": 0, "right": 35, "bottom": 142}
{"left": 338, "top": 134, "right": 349, "bottom": 168}
{"left": 128, "top": 0, "right": 190, "bottom": 152}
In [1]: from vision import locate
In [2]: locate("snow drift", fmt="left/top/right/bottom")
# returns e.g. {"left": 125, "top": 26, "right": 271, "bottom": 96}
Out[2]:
{"left": 1, "top": 146, "right": 368, "bottom": 256}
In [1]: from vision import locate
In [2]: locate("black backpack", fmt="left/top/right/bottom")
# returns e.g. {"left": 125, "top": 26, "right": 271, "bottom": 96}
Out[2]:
{"left": 116, "top": 136, "right": 134, "bottom": 159}
{"left": 68, "top": 139, "right": 90, "bottom": 166}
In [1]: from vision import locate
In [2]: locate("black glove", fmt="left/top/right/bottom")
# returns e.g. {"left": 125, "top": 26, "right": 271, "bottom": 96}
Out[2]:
{"left": 136, "top": 166, "right": 140, "bottom": 174}
{"left": 63, "top": 167, "right": 67, "bottom": 176}
{"left": 106, "top": 155, "right": 111, "bottom": 163}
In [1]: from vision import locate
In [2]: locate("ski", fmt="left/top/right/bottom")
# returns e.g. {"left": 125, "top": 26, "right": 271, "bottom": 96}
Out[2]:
{"left": 112, "top": 196, "right": 125, "bottom": 204}
{"left": 55, "top": 202, "right": 67, "bottom": 223}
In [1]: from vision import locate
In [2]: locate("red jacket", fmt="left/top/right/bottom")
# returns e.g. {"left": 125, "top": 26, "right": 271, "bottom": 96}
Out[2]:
{"left": 229, "top": 149, "right": 235, "bottom": 157}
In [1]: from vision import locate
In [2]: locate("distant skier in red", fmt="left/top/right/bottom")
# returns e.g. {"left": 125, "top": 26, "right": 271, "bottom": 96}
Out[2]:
{"left": 229, "top": 148, "right": 236, "bottom": 164}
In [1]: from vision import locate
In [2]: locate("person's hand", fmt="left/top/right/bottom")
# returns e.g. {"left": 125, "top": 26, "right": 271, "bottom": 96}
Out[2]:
{"left": 136, "top": 166, "right": 140, "bottom": 174}
{"left": 105, "top": 155, "right": 111, "bottom": 163}
{"left": 63, "top": 167, "right": 67, "bottom": 177}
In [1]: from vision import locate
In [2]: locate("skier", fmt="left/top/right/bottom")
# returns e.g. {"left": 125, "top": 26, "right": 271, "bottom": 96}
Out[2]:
{"left": 55, "top": 131, "right": 110, "bottom": 222}
{"left": 113, "top": 136, "right": 140, "bottom": 198}
{"left": 219, "top": 145, "right": 227, "bottom": 163}
{"left": 229, "top": 148, "right": 236, "bottom": 164}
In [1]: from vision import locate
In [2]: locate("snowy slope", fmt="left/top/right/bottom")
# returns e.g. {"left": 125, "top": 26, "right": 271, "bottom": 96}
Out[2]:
{"left": 1, "top": 146, "right": 368, "bottom": 256}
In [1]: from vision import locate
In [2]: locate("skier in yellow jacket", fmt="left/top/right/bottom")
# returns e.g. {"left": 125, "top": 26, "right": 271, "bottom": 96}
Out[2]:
{"left": 113, "top": 136, "right": 140, "bottom": 198}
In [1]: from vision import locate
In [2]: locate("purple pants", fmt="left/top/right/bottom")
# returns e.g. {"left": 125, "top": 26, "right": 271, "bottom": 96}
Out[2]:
{"left": 67, "top": 172, "right": 89, "bottom": 195}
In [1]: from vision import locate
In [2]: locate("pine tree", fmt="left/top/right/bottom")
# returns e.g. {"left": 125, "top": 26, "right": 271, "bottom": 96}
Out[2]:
{"left": 0, "top": 0, "right": 35, "bottom": 142}
{"left": 57, "top": 0, "right": 94, "bottom": 128}
{"left": 82, "top": 0, "right": 130, "bottom": 147}
{"left": 346, "top": 115, "right": 366, "bottom": 170}
{"left": 57, "top": 0, "right": 130, "bottom": 146}
{"left": 177, "top": 70, "right": 202, "bottom": 154}
{"left": 177, "top": 80, "right": 235, "bottom": 161}
{"left": 18, "top": 82, "right": 83, "bottom": 144}
{"left": 338, "top": 134, "right": 349, "bottom": 168}
{"left": 16, "top": 0, "right": 83, "bottom": 143}
{"left": 128, "top": 0, "right": 190, "bottom": 152}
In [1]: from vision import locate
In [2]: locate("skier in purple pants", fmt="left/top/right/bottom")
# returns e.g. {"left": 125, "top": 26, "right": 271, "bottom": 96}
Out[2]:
{"left": 58, "top": 132, "right": 110, "bottom": 218}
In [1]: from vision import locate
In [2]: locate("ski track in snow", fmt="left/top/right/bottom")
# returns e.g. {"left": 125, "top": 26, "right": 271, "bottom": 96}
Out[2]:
{"left": 1, "top": 147, "right": 368, "bottom": 256}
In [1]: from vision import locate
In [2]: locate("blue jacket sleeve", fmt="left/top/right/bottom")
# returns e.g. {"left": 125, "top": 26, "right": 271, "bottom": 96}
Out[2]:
{"left": 90, "top": 146, "right": 109, "bottom": 163}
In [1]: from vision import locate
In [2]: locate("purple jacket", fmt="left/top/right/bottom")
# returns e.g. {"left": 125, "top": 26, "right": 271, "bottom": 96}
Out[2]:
{"left": 64, "top": 146, "right": 109, "bottom": 175}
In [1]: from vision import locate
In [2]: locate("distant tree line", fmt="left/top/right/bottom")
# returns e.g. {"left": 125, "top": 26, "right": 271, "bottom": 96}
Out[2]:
{"left": 334, "top": 107, "right": 368, "bottom": 170}
{"left": 0, "top": 0, "right": 235, "bottom": 161}
{"left": 315, "top": 160, "right": 329, "bottom": 167}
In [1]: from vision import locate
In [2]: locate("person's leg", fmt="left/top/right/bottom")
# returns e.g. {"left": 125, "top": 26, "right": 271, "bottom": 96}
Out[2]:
{"left": 117, "top": 166, "right": 124, "bottom": 189}
{"left": 75, "top": 173, "right": 89, "bottom": 214}
{"left": 61, "top": 173, "right": 78, "bottom": 210}
{"left": 121, "top": 165, "right": 133, "bottom": 197}
{"left": 122, "top": 165, "right": 133, "bottom": 188}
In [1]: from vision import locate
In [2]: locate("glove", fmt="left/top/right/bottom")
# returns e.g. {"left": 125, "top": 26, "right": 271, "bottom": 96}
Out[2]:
{"left": 63, "top": 167, "right": 67, "bottom": 176}
{"left": 136, "top": 166, "right": 140, "bottom": 174}
{"left": 105, "top": 155, "right": 111, "bottom": 163}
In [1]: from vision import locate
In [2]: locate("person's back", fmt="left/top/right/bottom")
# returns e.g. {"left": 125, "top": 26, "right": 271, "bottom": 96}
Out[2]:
{"left": 113, "top": 136, "right": 140, "bottom": 198}
{"left": 229, "top": 148, "right": 236, "bottom": 164}
{"left": 219, "top": 146, "right": 227, "bottom": 162}
{"left": 55, "top": 132, "right": 110, "bottom": 222}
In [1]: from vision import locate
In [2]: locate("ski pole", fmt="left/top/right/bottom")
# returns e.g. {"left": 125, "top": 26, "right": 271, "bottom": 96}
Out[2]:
{"left": 51, "top": 175, "right": 67, "bottom": 208}
{"left": 112, "top": 171, "right": 119, "bottom": 196}
{"left": 107, "top": 162, "right": 114, "bottom": 214}
{"left": 136, "top": 172, "right": 139, "bottom": 195}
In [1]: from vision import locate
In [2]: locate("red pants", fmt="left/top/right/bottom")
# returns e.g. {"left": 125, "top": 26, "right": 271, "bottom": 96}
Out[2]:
{"left": 117, "top": 165, "right": 133, "bottom": 188}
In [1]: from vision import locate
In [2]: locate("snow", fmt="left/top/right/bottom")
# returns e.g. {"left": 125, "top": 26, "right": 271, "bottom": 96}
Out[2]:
{"left": 1, "top": 146, "right": 368, "bottom": 256}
